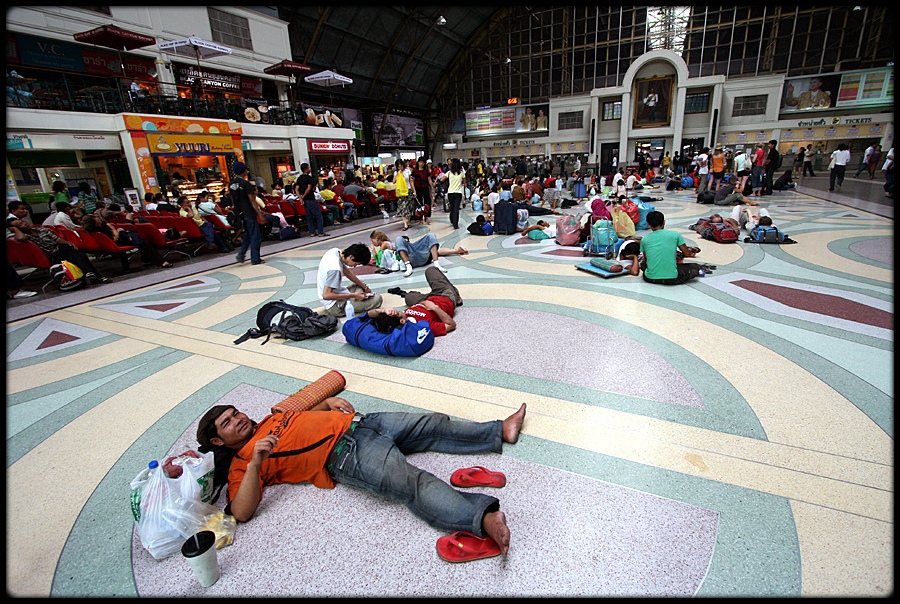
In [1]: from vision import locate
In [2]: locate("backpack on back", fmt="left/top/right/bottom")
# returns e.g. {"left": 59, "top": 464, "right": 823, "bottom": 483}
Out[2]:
{"left": 234, "top": 300, "right": 339, "bottom": 345}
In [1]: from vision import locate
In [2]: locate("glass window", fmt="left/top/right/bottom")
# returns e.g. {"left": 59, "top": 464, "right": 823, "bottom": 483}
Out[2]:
{"left": 558, "top": 110, "right": 583, "bottom": 130}
{"left": 602, "top": 101, "right": 622, "bottom": 120}
{"left": 684, "top": 92, "right": 710, "bottom": 114}
{"left": 732, "top": 94, "right": 768, "bottom": 117}
{"left": 208, "top": 7, "right": 253, "bottom": 51}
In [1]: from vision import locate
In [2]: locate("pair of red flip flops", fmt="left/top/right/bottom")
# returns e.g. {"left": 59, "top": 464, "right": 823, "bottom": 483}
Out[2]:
{"left": 450, "top": 465, "right": 506, "bottom": 488}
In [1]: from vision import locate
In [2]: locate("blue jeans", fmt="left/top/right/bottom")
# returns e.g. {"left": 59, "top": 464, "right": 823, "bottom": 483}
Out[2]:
{"left": 304, "top": 199, "right": 324, "bottom": 235}
{"left": 329, "top": 412, "right": 503, "bottom": 536}
{"left": 394, "top": 232, "right": 438, "bottom": 267}
{"left": 237, "top": 214, "right": 262, "bottom": 263}
{"left": 751, "top": 165, "right": 764, "bottom": 191}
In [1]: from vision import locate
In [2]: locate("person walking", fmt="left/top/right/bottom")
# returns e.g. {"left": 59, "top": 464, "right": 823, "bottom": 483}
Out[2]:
{"left": 828, "top": 143, "right": 851, "bottom": 192}
{"left": 297, "top": 163, "right": 326, "bottom": 237}
{"left": 230, "top": 161, "right": 266, "bottom": 264}
{"left": 853, "top": 143, "right": 876, "bottom": 178}
{"left": 761, "top": 140, "right": 780, "bottom": 196}
{"left": 802, "top": 144, "right": 816, "bottom": 177}
{"left": 445, "top": 158, "right": 465, "bottom": 229}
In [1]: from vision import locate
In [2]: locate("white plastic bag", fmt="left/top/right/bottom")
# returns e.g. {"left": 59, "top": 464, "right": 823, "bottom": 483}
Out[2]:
{"left": 379, "top": 249, "right": 406, "bottom": 272}
{"left": 163, "top": 496, "right": 236, "bottom": 549}
{"left": 130, "top": 462, "right": 184, "bottom": 560}
{"left": 129, "top": 451, "right": 215, "bottom": 560}
{"left": 168, "top": 451, "right": 215, "bottom": 504}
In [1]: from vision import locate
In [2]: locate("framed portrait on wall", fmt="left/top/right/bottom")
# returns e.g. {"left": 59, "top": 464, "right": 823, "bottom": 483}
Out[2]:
{"left": 633, "top": 76, "right": 673, "bottom": 128}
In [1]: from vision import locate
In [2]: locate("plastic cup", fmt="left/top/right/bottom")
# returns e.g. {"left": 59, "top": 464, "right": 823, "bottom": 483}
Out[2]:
{"left": 181, "top": 530, "right": 219, "bottom": 588}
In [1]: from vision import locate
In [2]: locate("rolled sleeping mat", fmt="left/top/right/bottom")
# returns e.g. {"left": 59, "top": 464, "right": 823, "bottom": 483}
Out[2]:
{"left": 271, "top": 370, "right": 347, "bottom": 413}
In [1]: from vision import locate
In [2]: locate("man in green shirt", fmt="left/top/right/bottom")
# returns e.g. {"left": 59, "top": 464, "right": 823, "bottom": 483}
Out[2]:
{"left": 639, "top": 211, "right": 709, "bottom": 284}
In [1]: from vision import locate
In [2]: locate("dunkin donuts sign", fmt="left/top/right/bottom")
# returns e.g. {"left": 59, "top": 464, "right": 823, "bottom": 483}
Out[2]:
{"left": 308, "top": 140, "right": 350, "bottom": 153}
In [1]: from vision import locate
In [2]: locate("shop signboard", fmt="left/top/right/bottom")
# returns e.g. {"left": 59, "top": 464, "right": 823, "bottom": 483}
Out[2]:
{"left": 173, "top": 63, "right": 240, "bottom": 92}
{"left": 146, "top": 132, "right": 234, "bottom": 155}
{"left": 13, "top": 33, "right": 83, "bottom": 72}
{"left": 308, "top": 140, "right": 350, "bottom": 153}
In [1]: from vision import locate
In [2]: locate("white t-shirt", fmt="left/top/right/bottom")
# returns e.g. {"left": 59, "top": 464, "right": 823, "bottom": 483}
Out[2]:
{"left": 316, "top": 248, "right": 348, "bottom": 310}
{"left": 831, "top": 149, "right": 851, "bottom": 167}
{"left": 625, "top": 174, "right": 639, "bottom": 189}
{"left": 696, "top": 153, "right": 709, "bottom": 175}
{"left": 486, "top": 191, "right": 500, "bottom": 208}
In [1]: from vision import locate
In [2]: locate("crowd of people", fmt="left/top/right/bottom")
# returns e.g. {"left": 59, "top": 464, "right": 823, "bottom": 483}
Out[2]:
{"left": 8, "top": 140, "right": 892, "bottom": 301}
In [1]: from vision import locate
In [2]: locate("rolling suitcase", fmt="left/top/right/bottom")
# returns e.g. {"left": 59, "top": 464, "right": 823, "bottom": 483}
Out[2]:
{"left": 493, "top": 201, "right": 517, "bottom": 234}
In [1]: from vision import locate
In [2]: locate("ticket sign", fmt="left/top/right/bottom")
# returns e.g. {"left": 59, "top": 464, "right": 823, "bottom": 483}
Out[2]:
{"left": 308, "top": 140, "right": 350, "bottom": 153}
{"left": 146, "top": 133, "right": 234, "bottom": 155}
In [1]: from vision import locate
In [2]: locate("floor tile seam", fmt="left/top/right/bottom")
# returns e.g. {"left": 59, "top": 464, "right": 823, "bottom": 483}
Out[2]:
{"left": 56, "top": 288, "right": 890, "bottom": 465}
{"left": 6, "top": 338, "right": 160, "bottom": 396}
{"left": 778, "top": 229, "right": 894, "bottom": 281}
{"left": 29, "top": 310, "right": 884, "bottom": 488}
{"left": 537, "top": 414, "right": 891, "bottom": 521}
{"left": 468, "top": 283, "right": 892, "bottom": 455}
{"left": 534, "top": 408, "right": 892, "bottom": 489}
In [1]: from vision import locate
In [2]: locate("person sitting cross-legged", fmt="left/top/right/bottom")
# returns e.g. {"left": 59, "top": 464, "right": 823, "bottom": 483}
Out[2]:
{"left": 639, "top": 210, "right": 709, "bottom": 285}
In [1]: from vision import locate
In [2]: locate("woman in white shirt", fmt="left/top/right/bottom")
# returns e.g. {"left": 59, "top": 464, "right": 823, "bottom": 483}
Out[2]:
{"left": 828, "top": 143, "right": 851, "bottom": 192}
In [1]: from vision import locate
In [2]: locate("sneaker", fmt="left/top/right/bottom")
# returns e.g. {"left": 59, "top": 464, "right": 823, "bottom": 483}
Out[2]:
{"left": 381, "top": 210, "right": 390, "bottom": 219}
{"left": 387, "top": 287, "right": 408, "bottom": 297}
{"left": 11, "top": 290, "right": 37, "bottom": 299}
{"left": 235, "top": 254, "right": 246, "bottom": 263}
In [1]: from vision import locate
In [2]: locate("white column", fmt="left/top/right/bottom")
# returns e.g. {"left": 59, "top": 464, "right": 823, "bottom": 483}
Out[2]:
{"left": 672, "top": 84, "right": 687, "bottom": 155}
{"left": 619, "top": 91, "right": 632, "bottom": 164}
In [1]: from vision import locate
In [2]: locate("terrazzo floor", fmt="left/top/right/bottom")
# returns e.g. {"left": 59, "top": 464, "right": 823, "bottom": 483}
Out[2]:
{"left": 6, "top": 185, "right": 893, "bottom": 597}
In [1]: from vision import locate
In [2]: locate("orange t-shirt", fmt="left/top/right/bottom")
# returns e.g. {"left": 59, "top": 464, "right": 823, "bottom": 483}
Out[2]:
{"left": 226, "top": 410, "right": 355, "bottom": 504}
{"left": 711, "top": 154, "right": 725, "bottom": 173}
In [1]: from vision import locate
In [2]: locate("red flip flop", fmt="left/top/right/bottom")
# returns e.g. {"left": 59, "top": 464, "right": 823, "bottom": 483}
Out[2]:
{"left": 450, "top": 466, "right": 507, "bottom": 488}
{"left": 436, "top": 531, "right": 501, "bottom": 563}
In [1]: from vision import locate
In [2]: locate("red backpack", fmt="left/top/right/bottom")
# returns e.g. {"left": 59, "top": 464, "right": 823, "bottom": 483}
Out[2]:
{"left": 712, "top": 224, "right": 738, "bottom": 243}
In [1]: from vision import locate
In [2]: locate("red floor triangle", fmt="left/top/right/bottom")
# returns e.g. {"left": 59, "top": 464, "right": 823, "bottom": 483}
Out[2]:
{"left": 137, "top": 302, "right": 186, "bottom": 312}
{"left": 37, "top": 330, "right": 80, "bottom": 349}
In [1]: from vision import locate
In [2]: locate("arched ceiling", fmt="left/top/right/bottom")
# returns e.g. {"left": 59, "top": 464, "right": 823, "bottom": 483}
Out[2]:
{"left": 276, "top": 6, "right": 511, "bottom": 117}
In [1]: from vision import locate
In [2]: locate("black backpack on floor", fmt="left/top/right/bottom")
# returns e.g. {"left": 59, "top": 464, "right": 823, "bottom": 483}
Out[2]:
{"left": 234, "top": 300, "right": 338, "bottom": 345}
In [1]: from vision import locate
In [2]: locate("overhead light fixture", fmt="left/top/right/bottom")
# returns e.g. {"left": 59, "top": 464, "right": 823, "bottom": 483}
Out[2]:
{"left": 853, "top": 5, "right": 862, "bottom": 10}
{"left": 505, "top": 57, "right": 512, "bottom": 64}
{"left": 437, "top": 15, "right": 447, "bottom": 25}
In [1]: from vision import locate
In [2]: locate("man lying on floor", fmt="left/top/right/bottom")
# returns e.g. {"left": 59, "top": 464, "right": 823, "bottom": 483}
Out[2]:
{"left": 196, "top": 393, "right": 527, "bottom": 557}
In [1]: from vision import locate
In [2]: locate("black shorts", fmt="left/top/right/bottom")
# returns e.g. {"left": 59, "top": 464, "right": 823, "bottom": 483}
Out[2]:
{"left": 712, "top": 171, "right": 725, "bottom": 179}
{"left": 737, "top": 170, "right": 750, "bottom": 177}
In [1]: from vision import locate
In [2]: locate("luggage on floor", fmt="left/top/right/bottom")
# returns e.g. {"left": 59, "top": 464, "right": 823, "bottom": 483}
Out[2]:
{"left": 493, "top": 201, "right": 517, "bottom": 234}
{"left": 634, "top": 200, "right": 655, "bottom": 230}
{"left": 554, "top": 214, "right": 581, "bottom": 246}
{"left": 583, "top": 219, "right": 623, "bottom": 258}
{"left": 516, "top": 208, "right": 530, "bottom": 232}
{"left": 573, "top": 181, "right": 587, "bottom": 198}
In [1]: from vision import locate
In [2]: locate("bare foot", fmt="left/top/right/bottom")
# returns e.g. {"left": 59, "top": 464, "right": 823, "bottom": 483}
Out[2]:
{"left": 482, "top": 510, "right": 510, "bottom": 557}
{"left": 456, "top": 247, "right": 468, "bottom": 255}
{"left": 502, "top": 403, "right": 526, "bottom": 444}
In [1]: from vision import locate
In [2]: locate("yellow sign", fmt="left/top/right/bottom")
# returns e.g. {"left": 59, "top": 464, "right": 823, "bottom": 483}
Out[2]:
{"left": 146, "top": 133, "right": 234, "bottom": 154}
